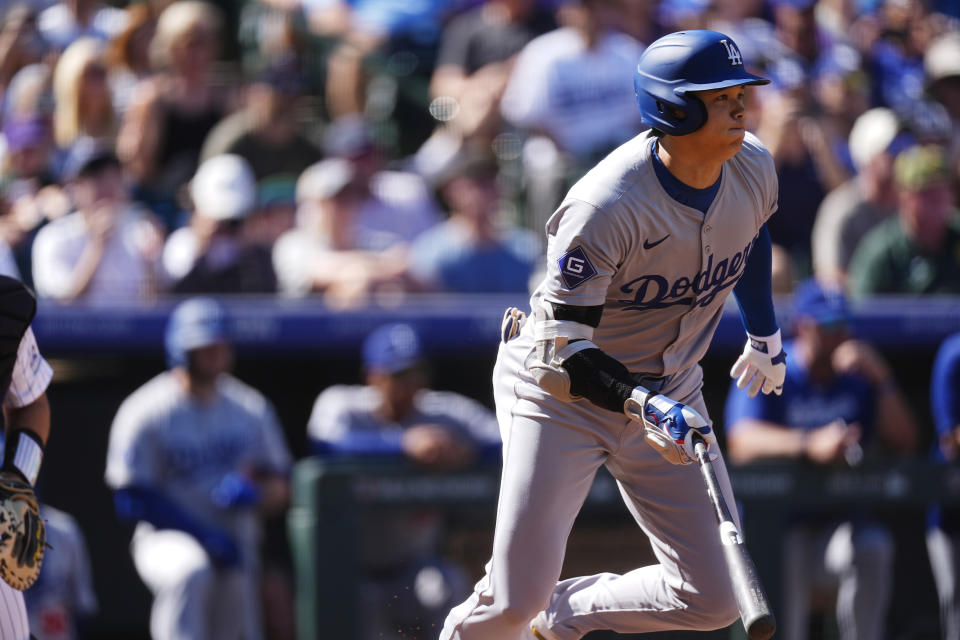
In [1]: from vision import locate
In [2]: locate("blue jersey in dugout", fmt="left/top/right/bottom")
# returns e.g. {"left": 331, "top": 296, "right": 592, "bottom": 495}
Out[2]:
{"left": 724, "top": 339, "right": 875, "bottom": 444}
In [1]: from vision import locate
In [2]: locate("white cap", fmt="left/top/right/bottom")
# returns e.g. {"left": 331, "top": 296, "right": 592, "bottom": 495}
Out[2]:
{"left": 190, "top": 154, "right": 257, "bottom": 220}
{"left": 848, "top": 107, "right": 899, "bottom": 171}
{"left": 296, "top": 158, "right": 355, "bottom": 203}
{"left": 926, "top": 32, "right": 960, "bottom": 85}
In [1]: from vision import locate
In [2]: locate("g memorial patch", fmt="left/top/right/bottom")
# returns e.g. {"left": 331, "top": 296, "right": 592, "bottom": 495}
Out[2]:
{"left": 558, "top": 246, "right": 598, "bottom": 290}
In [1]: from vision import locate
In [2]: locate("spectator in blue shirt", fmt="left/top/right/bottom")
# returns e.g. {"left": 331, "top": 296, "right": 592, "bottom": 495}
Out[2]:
{"left": 724, "top": 277, "right": 917, "bottom": 640}
{"left": 928, "top": 332, "right": 960, "bottom": 640}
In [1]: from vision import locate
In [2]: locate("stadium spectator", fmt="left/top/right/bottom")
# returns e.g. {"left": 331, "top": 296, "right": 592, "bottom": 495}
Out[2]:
{"left": 498, "top": 0, "right": 644, "bottom": 233}
{"left": 925, "top": 31, "right": 960, "bottom": 133}
{"left": 848, "top": 143, "right": 960, "bottom": 295}
{"left": 37, "top": 0, "right": 127, "bottom": 51}
{"left": 51, "top": 37, "right": 115, "bottom": 154}
{"left": 162, "top": 154, "right": 277, "bottom": 295}
{"left": 320, "top": 0, "right": 452, "bottom": 155}
{"left": 116, "top": 0, "right": 233, "bottom": 230}
{"left": 2, "top": 61, "right": 53, "bottom": 122}
{"left": 408, "top": 149, "right": 540, "bottom": 294}
{"left": 0, "top": 113, "right": 66, "bottom": 281}
{"left": 725, "top": 277, "right": 917, "bottom": 640}
{"left": 307, "top": 322, "right": 499, "bottom": 640}
{"left": 31, "top": 142, "right": 163, "bottom": 304}
{"left": 866, "top": 0, "right": 935, "bottom": 114}
{"left": 811, "top": 107, "right": 902, "bottom": 286}
{"left": 200, "top": 59, "right": 322, "bottom": 185}
{"left": 928, "top": 331, "right": 960, "bottom": 640}
{"left": 427, "top": 0, "right": 553, "bottom": 145}
{"left": 24, "top": 504, "right": 98, "bottom": 640}
{"left": 756, "top": 57, "right": 847, "bottom": 279}
{"left": 105, "top": 297, "right": 292, "bottom": 640}
{"left": 104, "top": 3, "right": 156, "bottom": 117}
{"left": 272, "top": 157, "right": 410, "bottom": 303}
{"left": 323, "top": 114, "right": 442, "bottom": 243}
{"left": 0, "top": 5, "right": 48, "bottom": 103}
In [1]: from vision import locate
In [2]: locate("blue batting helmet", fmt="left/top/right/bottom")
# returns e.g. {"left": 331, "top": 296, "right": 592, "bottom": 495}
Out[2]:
{"left": 634, "top": 30, "right": 769, "bottom": 136}
{"left": 164, "top": 297, "right": 230, "bottom": 368}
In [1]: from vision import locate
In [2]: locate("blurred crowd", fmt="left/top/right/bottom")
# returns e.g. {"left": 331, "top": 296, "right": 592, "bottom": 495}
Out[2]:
{"left": 0, "top": 0, "right": 957, "bottom": 309}
{"left": 5, "top": 1, "right": 960, "bottom": 638}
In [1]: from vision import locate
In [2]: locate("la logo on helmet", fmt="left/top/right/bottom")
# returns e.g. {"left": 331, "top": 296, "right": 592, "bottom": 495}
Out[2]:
{"left": 719, "top": 40, "right": 743, "bottom": 66}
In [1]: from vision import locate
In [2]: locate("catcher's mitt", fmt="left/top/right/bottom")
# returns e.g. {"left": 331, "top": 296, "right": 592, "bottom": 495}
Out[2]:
{"left": 0, "top": 473, "right": 44, "bottom": 590}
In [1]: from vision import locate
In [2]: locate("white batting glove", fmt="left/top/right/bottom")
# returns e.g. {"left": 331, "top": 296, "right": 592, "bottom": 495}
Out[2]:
{"left": 624, "top": 387, "right": 718, "bottom": 465}
{"left": 730, "top": 329, "right": 787, "bottom": 398}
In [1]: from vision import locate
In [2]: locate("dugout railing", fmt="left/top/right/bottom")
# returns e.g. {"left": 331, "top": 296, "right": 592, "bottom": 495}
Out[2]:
{"left": 288, "top": 458, "right": 958, "bottom": 640}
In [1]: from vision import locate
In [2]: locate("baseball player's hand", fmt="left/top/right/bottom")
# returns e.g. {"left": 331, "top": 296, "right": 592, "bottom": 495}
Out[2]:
{"left": 0, "top": 471, "right": 44, "bottom": 590}
{"left": 200, "top": 527, "right": 241, "bottom": 568}
{"left": 500, "top": 307, "right": 526, "bottom": 343}
{"left": 402, "top": 424, "right": 475, "bottom": 470}
{"left": 624, "top": 389, "right": 718, "bottom": 465}
{"left": 210, "top": 472, "right": 260, "bottom": 509}
{"left": 731, "top": 330, "right": 787, "bottom": 397}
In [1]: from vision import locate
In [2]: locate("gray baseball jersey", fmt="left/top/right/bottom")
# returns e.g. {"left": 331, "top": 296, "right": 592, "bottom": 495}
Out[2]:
{"left": 105, "top": 372, "right": 292, "bottom": 555}
{"left": 531, "top": 129, "right": 777, "bottom": 377}
{"left": 441, "top": 129, "right": 780, "bottom": 639}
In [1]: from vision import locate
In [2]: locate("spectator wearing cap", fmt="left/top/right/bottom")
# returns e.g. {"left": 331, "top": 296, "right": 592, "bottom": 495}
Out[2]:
{"left": 848, "top": 144, "right": 960, "bottom": 295}
{"left": 272, "top": 157, "right": 415, "bottom": 303}
{"left": 162, "top": 154, "right": 277, "bottom": 295}
{"left": 199, "top": 60, "right": 321, "bottom": 185}
{"left": 31, "top": 142, "right": 164, "bottom": 304}
{"left": 925, "top": 31, "right": 960, "bottom": 128}
{"left": 407, "top": 149, "right": 540, "bottom": 294}
{"left": 811, "top": 107, "right": 904, "bottom": 286}
{"left": 725, "top": 277, "right": 916, "bottom": 640}
{"left": 306, "top": 322, "right": 499, "bottom": 640}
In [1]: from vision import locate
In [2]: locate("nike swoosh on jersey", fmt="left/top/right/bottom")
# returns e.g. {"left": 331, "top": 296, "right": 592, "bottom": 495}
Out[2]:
{"left": 643, "top": 235, "right": 670, "bottom": 249}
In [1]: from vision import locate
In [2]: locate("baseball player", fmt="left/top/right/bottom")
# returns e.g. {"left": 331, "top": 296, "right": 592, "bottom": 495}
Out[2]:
{"left": 928, "top": 331, "right": 960, "bottom": 640}
{"left": 0, "top": 276, "right": 56, "bottom": 640}
{"left": 440, "top": 30, "right": 786, "bottom": 640}
{"left": 23, "top": 504, "right": 99, "bottom": 640}
{"left": 105, "top": 297, "right": 292, "bottom": 640}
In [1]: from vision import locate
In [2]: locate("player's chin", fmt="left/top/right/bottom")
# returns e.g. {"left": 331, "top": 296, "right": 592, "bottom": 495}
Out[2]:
{"left": 726, "top": 128, "right": 746, "bottom": 149}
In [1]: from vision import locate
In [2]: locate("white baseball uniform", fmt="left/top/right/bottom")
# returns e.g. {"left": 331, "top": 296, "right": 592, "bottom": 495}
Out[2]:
{"left": 105, "top": 372, "right": 292, "bottom": 640}
{"left": 0, "top": 328, "right": 55, "bottom": 640}
{"left": 441, "top": 129, "right": 778, "bottom": 639}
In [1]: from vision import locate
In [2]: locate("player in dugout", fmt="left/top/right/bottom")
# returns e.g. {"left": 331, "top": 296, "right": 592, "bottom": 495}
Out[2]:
{"left": 441, "top": 30, "right": 788, "bottom": 640}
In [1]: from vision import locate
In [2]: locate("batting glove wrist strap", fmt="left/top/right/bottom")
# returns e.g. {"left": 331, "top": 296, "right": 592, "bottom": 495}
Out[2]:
{"left": 2, "top": 430, "right": 44, "bottom": 487}
{"left": 625, "top": 387, "right": 718, "bottom": 465}
{"left": 730, "top": 329, "right": 787, "bottom": 398}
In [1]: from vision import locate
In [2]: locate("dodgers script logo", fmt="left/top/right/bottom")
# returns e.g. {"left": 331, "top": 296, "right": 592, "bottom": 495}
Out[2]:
{"left": 618, "top": 239, "right": 755, "bottom": 311}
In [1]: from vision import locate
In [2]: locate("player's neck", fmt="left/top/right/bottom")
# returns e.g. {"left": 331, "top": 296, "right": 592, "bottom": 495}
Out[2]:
{"left": 656, "top": 138, "right": 724, "bottom": 189}
{"left": 174, "top": 368, "right": 219, "bottom": 403}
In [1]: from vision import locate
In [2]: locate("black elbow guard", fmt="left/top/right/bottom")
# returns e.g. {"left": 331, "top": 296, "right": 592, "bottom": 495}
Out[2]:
{"left": 562, "top": 347, "right": 636, "bottom": 414}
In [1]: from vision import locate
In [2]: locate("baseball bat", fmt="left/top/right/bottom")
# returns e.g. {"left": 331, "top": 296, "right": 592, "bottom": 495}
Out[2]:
{"left": 692, "top": 433, "right": 776, "bottom": 640}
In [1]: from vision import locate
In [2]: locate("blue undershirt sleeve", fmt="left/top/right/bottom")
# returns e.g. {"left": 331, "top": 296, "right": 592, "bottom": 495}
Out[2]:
{"left": 308, "top": 430, "right": 405, "bottom": 458}
{"left": 733, "top": 224, "right": 778, "bottom": 337}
